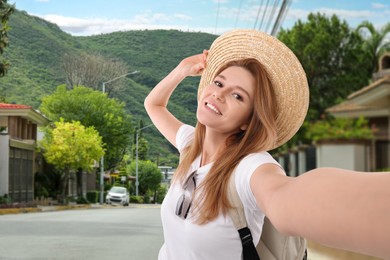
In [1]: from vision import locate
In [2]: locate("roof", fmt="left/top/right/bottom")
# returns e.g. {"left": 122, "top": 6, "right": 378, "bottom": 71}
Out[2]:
{"left": 327, "top": 76, "right": 390, "bottom": 117}
{"left": 0, "top": 103, "right": 32, "bottom": 109}
{"left": 0, "top": 102, "right": 50, "bottom": 126}
{"left": 347, "top": 76, "right": 390, "bottom": 99}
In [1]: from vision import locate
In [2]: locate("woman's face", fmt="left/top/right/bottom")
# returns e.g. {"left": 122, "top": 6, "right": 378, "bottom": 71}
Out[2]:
{"left": 197, "top": 65, "right": 255, "bottom": 135}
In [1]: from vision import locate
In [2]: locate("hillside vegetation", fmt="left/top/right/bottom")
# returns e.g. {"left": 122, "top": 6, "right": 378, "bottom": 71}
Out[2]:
{"left": 1, "top": 10, "right": 217, "bottom": 164}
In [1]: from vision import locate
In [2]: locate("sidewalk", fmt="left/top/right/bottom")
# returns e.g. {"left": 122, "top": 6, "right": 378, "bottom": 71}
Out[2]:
{"left": 307, "top": 240, "right": 383, "bottom": 260}
{"left": 0, "top": 203, "right": 160, "bottom": 215}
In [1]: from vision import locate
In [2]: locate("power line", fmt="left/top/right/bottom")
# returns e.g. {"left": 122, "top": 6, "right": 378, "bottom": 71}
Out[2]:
{"left": 265, "top": 0, "right": 280, "bottom": 33}
{"left": 253, "top": 0, "right": 264, "bottom": 30}
{"left": 216, "top": 0, "right": 291, "bottom": 35}
{"left": 235, "top": 0, "right": 244, "bottom": 28}
{"left": 258, "top": 0, "right": 270, "bottom": 31}
{"left": 271, "top": 0, "right": 292, "bottom": 35}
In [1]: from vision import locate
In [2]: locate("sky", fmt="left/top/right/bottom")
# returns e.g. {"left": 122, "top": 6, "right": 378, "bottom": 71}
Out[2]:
{"left": 9, "top": 0, "right": 390, "bottom": 36}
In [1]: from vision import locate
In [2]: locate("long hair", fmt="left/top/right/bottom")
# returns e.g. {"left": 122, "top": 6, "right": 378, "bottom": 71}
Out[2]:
{"left": 174, "top": 58, "right": 278, "bottom": 224}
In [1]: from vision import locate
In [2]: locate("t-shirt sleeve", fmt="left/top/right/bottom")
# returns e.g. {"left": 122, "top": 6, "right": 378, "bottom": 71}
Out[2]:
{"left": 175, "top": 124, "right": 195, "bottom": 153}
{"left": 235, "top": 153, "right": 282, "bottom": 212}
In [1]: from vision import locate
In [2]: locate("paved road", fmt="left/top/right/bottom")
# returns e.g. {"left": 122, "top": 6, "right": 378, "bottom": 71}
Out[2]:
{"left": 0, "top": 205, "right": 164, "bottom": 260}
{"left": 1, "top": 205, "right": 379, "bottom": 260}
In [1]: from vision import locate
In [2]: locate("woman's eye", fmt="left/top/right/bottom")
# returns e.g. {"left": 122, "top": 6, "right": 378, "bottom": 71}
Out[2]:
{"left": 214, "top": 80, "right": 222, "bottom": 87}
{"left": 233, "top": 93, "right": 243, "bottom": 101}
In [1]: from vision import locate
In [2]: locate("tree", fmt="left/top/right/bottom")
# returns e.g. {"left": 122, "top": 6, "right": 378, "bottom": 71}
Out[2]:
{"left": 127, "top": 160, "right": 162, "bottom": 197}
{"left": 0, "top": 0, "right": 14, "bottom": 76}
{"left": 356, "top": 21, "right": 390, "bottom": 74}
{"left": 40, "top": 120, "right": 104, "bottom": 201}
{"left": 278, "top": 13, "right": 371, "bottom": 122}
{"left": 135, "top": 137, "right": 149, "bottom": 161}
{"left": 39, "top": 85, "right": 133, "bottom": 170}
{"left": 61, "top": 52, "right": 129, "bottom": 97}
{"left": 132, "top": 121, "right": 151, "bottom": 161}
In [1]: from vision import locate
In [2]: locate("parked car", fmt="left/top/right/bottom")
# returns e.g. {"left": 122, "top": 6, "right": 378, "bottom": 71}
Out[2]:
{"left": 106, "top": 186, "right": 129, "bottom": 206}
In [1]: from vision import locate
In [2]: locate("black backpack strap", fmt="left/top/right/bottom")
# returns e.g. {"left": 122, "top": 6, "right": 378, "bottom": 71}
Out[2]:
{"left": 238, "top": 227, "right": 260, "bottom": 260}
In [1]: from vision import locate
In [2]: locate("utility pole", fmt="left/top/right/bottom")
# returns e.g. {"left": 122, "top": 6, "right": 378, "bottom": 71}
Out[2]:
{"left": 99, "top": 70, "right": 139, "bottom": 204}
{"left": 135, "top": 124, "right": 153, "bottom": 196}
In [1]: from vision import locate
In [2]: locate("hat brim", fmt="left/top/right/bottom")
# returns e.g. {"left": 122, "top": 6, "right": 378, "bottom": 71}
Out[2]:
{"left": 198, "top": 29, "right": 309, "bottom": 150}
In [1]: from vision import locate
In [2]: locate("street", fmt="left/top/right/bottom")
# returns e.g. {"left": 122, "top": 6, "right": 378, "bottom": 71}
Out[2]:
{"left": 0, "top": 205, "right": 163, "bottom": 260}
{"left": 0, "top": 205, "right": 382, "bottom": 260}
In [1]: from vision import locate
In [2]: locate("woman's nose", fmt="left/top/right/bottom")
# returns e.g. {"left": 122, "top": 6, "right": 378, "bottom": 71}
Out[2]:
{"left": 212, "top": 89, "right": 225, "bottom": 102}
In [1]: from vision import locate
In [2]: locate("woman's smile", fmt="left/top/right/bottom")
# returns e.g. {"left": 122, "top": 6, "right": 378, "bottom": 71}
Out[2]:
{"left": 205, "top": 102, "right": 222, "bottom": 115}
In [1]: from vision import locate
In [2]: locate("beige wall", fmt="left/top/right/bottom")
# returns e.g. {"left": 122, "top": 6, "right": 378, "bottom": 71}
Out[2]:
{"left": 316, "top": 142, "right": 370, "bottom": 171}
{"left": 0, "top": 135, "right": 9, "bottom": 195}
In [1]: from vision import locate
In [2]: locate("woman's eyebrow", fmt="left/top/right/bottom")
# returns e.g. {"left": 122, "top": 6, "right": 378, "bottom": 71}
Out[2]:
{"left": 216, "top": 74, "right": 251, "bottom": 98}
{"left": 215, "top": 74, "right": 226, "bottom": 80}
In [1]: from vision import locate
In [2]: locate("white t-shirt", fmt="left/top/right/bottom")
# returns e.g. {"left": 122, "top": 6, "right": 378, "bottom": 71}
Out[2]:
{"left": 158, "top": 124, "right": 280, "bottom": 260}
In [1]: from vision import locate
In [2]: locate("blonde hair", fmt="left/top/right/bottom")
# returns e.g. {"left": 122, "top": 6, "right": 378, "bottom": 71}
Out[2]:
{"left": 175, "top": 58, "right": 278, "bottom": 224}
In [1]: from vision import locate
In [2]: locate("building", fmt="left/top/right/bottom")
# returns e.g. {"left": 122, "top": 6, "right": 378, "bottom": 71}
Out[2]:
{"left": 275, "top": 53, "right": 389, "bottom": 175}
{"left": 327, "top": 53, "right": 390, "bottom": 170}
{"left": 0, "top": 103, "right": 49, "bottom": 203}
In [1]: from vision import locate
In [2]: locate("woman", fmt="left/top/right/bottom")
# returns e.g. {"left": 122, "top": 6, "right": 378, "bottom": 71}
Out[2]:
{"left": 144, "top": 29, "right": 390, "bottom": 259}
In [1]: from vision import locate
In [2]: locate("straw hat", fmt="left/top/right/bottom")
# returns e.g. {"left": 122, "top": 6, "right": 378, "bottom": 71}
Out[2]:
{"left": 198, "top": 29, "right": 309, "bottom": 150}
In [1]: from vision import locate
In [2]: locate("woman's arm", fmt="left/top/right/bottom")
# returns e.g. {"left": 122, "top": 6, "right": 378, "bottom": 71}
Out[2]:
{"left": 251, "top": 165, "right": 390, "bottom": 259}
{"left": 144, "top": 51, "right": 207, "bottom": 147}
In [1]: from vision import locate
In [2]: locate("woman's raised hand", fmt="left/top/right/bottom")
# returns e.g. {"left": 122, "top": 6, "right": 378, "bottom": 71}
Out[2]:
{"left": 178, "top": 50, "right": 208, "bottom": 77}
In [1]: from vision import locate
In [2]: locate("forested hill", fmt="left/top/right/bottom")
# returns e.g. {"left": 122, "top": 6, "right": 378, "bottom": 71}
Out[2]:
{"left": 2, "top": 10, "right": 216, "bottom": 116}
{"left": 1, "top": 9, "right": 217, "bottom": 163}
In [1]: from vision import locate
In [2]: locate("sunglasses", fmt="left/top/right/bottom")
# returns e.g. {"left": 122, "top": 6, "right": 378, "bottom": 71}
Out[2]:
{"left": 175, "top": 170, "right": 197, "bottom": 219}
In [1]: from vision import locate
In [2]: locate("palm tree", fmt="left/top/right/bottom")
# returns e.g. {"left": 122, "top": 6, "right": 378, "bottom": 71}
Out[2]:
{"left": 356, "top": 21, "right": 390, "bottom": 74}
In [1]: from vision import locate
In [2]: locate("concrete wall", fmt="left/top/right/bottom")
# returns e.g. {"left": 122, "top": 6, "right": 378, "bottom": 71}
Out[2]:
{"left": 298, "top": 149, "right": 307, "bottom": 174}
{"left": 316, "top": 142, "right": 369, "bottom": 171}
{"left": 0, "top": 135, "right": 9, "bottom": 195}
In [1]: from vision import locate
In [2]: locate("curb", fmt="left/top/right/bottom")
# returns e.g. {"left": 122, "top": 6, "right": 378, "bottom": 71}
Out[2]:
{"left": 0, "top": 207, "right": 41, "bottom": 215}
{"left": 0, "top": 204, "right": 94, "bottom": 216}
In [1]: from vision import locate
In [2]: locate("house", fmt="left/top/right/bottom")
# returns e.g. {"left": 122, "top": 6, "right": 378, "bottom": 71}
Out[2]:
{"left": 326, "top": 53, "right": 390, "bottom": 170}
{"left": 0, "top": 103, "right": 49, "bottom": 203}
{"left": 274, "top": 54, "right": 389, "bottom": 175}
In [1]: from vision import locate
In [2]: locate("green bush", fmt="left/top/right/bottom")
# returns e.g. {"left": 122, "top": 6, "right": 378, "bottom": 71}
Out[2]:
{"left": 104, "top": 183, "right": 112, "bottom": 191}
{"left": 0, "top": 194, "right": 11, "bottom": 204}
{"left": 76, "top": 197, "right": 89, "bottom": 204}
{"left": 143, "top": 195, "right": 150, "bottom": 204}
{"left": 305, "top": 116, "right": 374, "bottom": 142}
{"left": 130, "top": 195, "right": 143, "bottom": 204}
{"left": 156, "top": 185, "right": 168, "bottom": 204}
{"left": 86, "top": 191, "right": 98, "bottom": 203}
{"left": 67, "top": 196, "right": 76, "bottom": 203}
{"left": 34, "top": 187, "right": 49, "bottom": 199}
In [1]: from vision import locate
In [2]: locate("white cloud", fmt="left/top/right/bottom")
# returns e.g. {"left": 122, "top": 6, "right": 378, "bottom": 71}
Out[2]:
{"left": 28, "top": 2, "right": 389, "bottom": 37}
{"left": 38, "top": 13, "right": 211, "bottom": 36}
{"left": 283, "top": 6, "right": 388, "bottom": 30}
{"left": 213, "top": 0, "right": 230, "bottom": 3}
{"left": 131, "top": 11, "right": 171, "bottom": 25}
{"left": 316, "top": 8, "right": 375, "bottom": 19}
{"left": 174, "top": 14, "right": 192, "bottom": 21}
{"left": 372, "top": 3, "right": 388, "bottom": 9}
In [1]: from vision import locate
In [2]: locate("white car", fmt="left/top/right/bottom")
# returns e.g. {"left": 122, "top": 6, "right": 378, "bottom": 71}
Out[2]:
{"left": 106, "top": 186, "right": 130, "bottom": 206}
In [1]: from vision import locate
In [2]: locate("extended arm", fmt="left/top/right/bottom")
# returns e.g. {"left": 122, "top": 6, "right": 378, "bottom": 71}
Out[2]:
{"left": 251, "top": 165, "right": 390, "bottom": 259}
{"left": 144, "top": 51, "right": 207, "bottom": 147}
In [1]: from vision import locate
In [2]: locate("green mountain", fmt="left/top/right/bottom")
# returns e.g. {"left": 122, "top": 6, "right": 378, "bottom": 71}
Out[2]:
{"left": 1, "top": 10, "right": 217, "bottom": 165}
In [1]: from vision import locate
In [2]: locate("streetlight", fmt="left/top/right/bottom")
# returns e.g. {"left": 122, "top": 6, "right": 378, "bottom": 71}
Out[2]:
{"left": 102, "top": 70, "right": 139, "bottom": 93}
{"left": 99, "top": 70, "right": 139, "bottom": 204}
{"left": 135, "top": 124, "right": 154, "bottom": 196}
